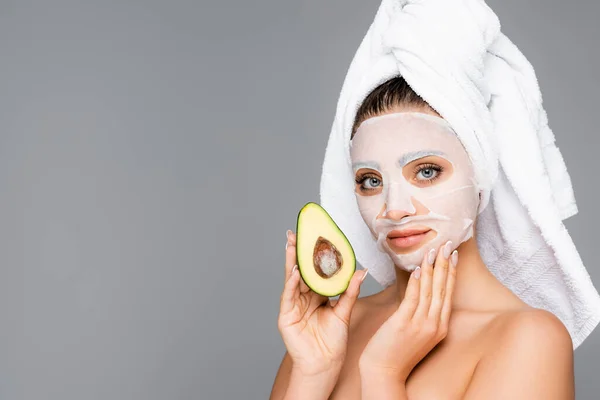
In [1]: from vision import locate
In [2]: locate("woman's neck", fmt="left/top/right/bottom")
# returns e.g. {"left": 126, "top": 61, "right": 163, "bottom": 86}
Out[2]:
{"left": 388, "top": 238, "right": 525, "bottom": 312}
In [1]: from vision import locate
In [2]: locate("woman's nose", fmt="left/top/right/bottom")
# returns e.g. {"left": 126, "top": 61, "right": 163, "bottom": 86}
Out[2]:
{"left": 385, "top": 184, "right": 417, "bottom": 217}
{"left": 385, "top": 208, "right": 413, "bottom": 221}
{"left": 378, "top": 196, "right": 420, "bottom": 221}
{"left": 383, "top": 201, "right": 417, "bottom": 221}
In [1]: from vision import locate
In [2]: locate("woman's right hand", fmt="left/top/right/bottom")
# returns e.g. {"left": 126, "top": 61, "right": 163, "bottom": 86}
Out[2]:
{"left": 277, "top": 229, "right": 369, "bottom": 377}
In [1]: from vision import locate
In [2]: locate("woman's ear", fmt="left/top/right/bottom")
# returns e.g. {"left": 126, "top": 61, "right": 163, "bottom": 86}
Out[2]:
{"left": 476, "top": 189, "right": 489, "bottom": 215}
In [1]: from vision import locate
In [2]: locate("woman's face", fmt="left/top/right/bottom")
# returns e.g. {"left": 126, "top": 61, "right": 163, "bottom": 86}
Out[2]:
{"left": 350, "top": 111, "right": 479, "bottom": 271}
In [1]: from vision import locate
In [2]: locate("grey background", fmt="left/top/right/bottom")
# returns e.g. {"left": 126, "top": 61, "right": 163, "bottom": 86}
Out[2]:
{"left": 0, "top": 0, "right": 598, "bottom": 399}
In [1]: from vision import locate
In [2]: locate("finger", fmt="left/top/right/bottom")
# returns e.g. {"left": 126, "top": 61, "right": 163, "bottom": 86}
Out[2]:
{"left": 440, "top": 250, "right": 458, "bottom": 329}
{"left": 332, "top": 269, "right": 368, "bottom": 325}
{"left": 286, "top": 231, "right": 313, "bottom": 295}
{"left": 395, "top": 265, "right": 422, "bottom": 323}
{"left": 412, "top": 247, "right": 436, "bottom": 321}
{"left": 280, "top": 265, "right": 301, "bottom": 316}
{"left": 299, "top": 272, "right": 313, "bottom": 294}
{"left": 287, "top": 231, "right": 312, "bottom": 294}
{"left": 284, "top": 229, "right": 295, "bottom": 282}
{"left": 428, "top": 241, "right": 452, "bottom": 321}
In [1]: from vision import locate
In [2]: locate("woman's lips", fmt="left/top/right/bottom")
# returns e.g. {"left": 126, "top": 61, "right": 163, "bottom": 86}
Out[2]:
{"left": 386, "top": 227, "right": 434, "bottom": 250}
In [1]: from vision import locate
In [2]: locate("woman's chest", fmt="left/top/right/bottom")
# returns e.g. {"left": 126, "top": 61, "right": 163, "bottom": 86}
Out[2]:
{"left": 329, "top": 342, "right": 479, "bottom": 400}
{"left": 328, "top": 310, "right": 485, "bottom": 400}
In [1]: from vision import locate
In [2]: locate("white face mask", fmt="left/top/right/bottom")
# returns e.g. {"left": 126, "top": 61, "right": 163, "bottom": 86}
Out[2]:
{"left": 350, "top": 112, "right": 480, "bottom": 271}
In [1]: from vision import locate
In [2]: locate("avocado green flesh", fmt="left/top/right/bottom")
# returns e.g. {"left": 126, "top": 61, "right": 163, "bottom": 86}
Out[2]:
{"left": 296, "top": 202, "right": 356, "bottom": 297}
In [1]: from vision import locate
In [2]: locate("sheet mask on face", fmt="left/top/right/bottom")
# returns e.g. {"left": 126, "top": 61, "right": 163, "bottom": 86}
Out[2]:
{"left": 350, "top": 112, "right": 480, "bottom": 272}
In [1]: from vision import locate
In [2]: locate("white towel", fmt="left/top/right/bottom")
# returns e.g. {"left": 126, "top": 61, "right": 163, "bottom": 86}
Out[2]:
{"left": 319, "top": 0, "right": 600, "bottom": 349}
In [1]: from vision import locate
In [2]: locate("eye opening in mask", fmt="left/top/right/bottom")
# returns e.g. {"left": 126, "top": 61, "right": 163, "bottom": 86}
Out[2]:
{"left": 354, "top": 169, "right": 383, "bottom": 196}
{"left": 403, "top": 155, "right": 454, "bottom": 187}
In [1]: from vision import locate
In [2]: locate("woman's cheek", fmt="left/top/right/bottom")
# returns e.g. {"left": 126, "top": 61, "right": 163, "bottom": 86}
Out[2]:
{"left": 355, "top": 193, "right": 383, "bottom": 238}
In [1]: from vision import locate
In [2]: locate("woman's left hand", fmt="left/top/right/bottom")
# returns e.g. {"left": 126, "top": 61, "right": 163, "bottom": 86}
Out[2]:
{"left": 358, "top": 241, "right": 458, "bottom": 383}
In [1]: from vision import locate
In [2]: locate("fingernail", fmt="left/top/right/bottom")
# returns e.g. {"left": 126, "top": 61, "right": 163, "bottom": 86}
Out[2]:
{"left": 361, "top": 268, "right": 369, "bottom": 282}
{"left": 427, "top": 248, "right": 436, "bottom": 264}
{"left": 286, "top": 230, "right": 292, "bottom": 240}
{"left": 285, "top": 241, "right": 288, "bottom": 250}
{"left": 443, "top": 241, "right": 453, "bottom": 259}
{"left": 451, "top": 250, "right": 458, "bottom": 268}
{"left": 413, "top": 266, "right": 421, "bottom": 280}
{"left": 292, "top": 264, "right": 298, "bottom": 274}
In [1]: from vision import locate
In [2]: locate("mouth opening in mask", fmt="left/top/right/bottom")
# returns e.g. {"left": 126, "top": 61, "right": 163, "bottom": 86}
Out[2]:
{"left": 386, "top": 227, "right": 438, "bottom": 253}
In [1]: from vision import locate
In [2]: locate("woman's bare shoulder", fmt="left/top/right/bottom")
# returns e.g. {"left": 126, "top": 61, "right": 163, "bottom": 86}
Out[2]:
{"left": 462, "top": 307, "right": 574, "bottom": 398}
{"left": 485, "top": 307, "right": 571, "bottom": 345}
{"left": 474, "top": 306, "right": 573, "bottom": 373}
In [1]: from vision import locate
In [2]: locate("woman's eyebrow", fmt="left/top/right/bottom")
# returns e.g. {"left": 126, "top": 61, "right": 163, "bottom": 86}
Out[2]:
{"left": 352, "top": 161, "right": 380, "bottom": 172}
{"left": 398, "top": 150, "right": 446, "bottom": 167}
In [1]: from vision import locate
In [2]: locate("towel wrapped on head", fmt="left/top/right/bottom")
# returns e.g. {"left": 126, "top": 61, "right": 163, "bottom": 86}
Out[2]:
{"left": 319, "top": 0, "right": 600, "bottom": 349}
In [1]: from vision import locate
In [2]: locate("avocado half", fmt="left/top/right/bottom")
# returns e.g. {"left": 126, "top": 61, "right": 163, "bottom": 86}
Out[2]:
{"left": 296, "top": 202, "right": 356, "bottom": 297}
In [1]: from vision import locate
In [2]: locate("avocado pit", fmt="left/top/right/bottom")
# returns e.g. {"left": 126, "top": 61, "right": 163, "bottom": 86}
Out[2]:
{"left": 313, "top": 236, "right": 343, "bottom": 278}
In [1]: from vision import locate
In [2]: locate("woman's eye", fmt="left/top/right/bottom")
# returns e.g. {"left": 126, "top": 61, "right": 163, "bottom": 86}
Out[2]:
{"left": 415, "top": 167, "right": 440, "bottom": 181}
{"left": 363, "top": 177, "right": 382, "bottom": 189}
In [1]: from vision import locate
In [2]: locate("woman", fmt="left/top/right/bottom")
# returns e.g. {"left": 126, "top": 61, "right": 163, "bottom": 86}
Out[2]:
{"left": 271, "top": 0, "right": 600, "bottom": 398}
{"left": 271, "top": 78, "right": 572, "bottom": 400}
